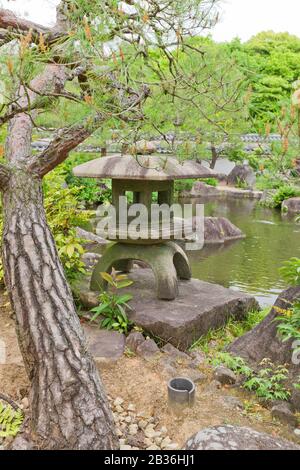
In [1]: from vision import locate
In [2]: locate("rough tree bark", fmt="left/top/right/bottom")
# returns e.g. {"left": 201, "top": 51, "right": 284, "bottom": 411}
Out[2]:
{"left": 2, "top": 171, "right": 118, "bottom": 450}
{"left": 209, "top": 144, "right": 218, "bottom": 169}
{"left": 0, "top": 57, "right": 118, "bottom": 448}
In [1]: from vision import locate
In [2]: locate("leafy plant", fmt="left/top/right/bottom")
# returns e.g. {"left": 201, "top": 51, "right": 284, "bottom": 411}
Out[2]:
{"left": 256, "top": 174, "right": 286, "bottom": 191}
{"left": 55, "top": 230, "right": 86, "bottom": 280}
{"left": 210, "top": 353, "right": 290, "bottom": 402}
{"left": 44, "top": 170, "right": 92, "bottom": 281}
{"left": 272, "top": 185, "right": 300, "bottom": 209}
{"left": 0, "top": 402, "right": 24, "bottom": 438}
{"left": 210, "top": 351, "right": 252, "bottom": 378}
{"left": 276, "top": 301, "right": 300, "bottom": 343}
{"left": 174, "top": 179, "right": 195, "bottom": 192}
{"left": 244, "top": 359, "right": 290, "bottom": 401}
{"left": 280, "top": 257, "right": 300, "bottom": 286}
{"left": 199, "top": 178, "right": 218, "bottom": 187}
{"left": 90, "top": 269, "right": 133, "bottom": 334}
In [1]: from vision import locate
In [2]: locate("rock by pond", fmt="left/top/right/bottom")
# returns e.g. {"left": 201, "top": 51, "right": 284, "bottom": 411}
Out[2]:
{"left": 282, "top": 197, "right": 300, "bottom": 215}
{"left": 227, "top": 164, "right": 256, "bottom": 189}
{"left": 204, "top": 217, "right": 245, "bottom": 244}
{"left": 182, "top": 181, "right": 262, "bottom": 199}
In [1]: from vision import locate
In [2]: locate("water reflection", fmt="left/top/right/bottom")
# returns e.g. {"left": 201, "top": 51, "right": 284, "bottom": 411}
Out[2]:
{"left": 181, "top": 197, "right": 300, "bottom": 307}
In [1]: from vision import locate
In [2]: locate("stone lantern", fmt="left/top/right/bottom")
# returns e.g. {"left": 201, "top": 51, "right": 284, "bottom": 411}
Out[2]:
{"left": 73, "top": 154, "right": 216, "bottom": 300}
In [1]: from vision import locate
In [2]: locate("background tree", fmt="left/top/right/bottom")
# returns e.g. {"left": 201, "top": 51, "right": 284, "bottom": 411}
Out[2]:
{"left": 0, "top": 0, "right": 224, "bottom": 449}
{"left": 228, "top": 32, "right": 300, "bottom": 128}
{"left": 135, "top": 36, "right": 248, "bottom": 168}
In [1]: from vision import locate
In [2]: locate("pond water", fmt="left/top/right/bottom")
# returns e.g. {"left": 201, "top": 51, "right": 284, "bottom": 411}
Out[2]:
{"left": 180, "top": 197, "right": 300, "bottom": 307}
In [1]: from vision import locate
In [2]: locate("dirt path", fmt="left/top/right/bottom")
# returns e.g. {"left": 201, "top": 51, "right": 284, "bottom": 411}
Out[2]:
{"left": 0, "top": 289, "right": 299, "bottom": 448}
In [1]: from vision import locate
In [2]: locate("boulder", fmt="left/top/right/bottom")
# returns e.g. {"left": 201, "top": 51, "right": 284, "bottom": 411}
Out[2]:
{"left": 83, "top": 325, "right": 125, "bottom": 362}
{"left": 291, "top": 388, "right": 300, "bottom": 412}
{"left": 213, "top": 366, "right": 237, "bottom": 385}
{"left": 228, "top": 286, "right": 300, "bottom": 383}
{"left": 136, "top": 338, "right": 160, "bottom": 360}
{"left": 219, "top": 395, "right": 243, "bottom": 410}
{"left": 227, "top": 165, "right": 256, "bottom": 189}
{"left": 159, "top": 356, "right": 178, "bottom": 378}
{"left": 282, "top": 197, "right": 300, "bottom": 215}
{"left": 161, "top": 343, "right": 190, "bottom": 363}
{"left": 77, "top": 289, "right": 99, "bottom": 309}
{"left": 72, "top": 275, "right": 99, "bottom": 309}
{"left": 185, "top": 425, "right": 300, "bottom": 450}
{"left": 185, "top": 216, "right": 244, "bottom": 245}
{"left": 271, "top": 403, "right": 298, "bottom": 428}
{"left": 190, "top": 181, "right": 219, "bottom": 197}
{"left": 204, "top": 217, "right": 245, "bottom": 244}
{"left": 125, "top": 331, "right": 145, "bottom": 353}
{"left": 189, "top": 351, "right": 206, "bottom": 369}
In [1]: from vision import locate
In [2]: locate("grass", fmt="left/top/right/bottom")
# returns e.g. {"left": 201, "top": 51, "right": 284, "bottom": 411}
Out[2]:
{"left": 189, "top": 308, "right": 269, "bottom": 354}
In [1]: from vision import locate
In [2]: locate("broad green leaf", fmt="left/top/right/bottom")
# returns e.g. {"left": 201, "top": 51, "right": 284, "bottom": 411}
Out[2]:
{"left": 100, "top": 272, "right": 115, "bottom": 286}
{"left": 116, "top": 280, "right": 133, "bottom": 289}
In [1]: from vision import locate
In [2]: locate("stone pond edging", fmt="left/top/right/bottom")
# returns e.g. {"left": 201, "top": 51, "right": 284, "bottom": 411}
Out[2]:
{"left": 180, "top": 182, "right": 263, "bottom": 200}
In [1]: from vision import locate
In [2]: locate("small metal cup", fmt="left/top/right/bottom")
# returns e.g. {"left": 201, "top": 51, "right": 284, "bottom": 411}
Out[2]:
{"left": 168, "top": 377, "right": 195, "bottom": 411}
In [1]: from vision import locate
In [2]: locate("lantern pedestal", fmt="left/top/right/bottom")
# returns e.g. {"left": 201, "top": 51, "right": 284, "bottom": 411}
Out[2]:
{"left": 90, "top": 241, "right": 191, "bottom": 300}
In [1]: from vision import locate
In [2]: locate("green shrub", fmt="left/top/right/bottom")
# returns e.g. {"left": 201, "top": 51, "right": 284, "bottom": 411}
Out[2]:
{"left": 280, "top": 257, "right": 300, "bottom": 286}
{"left": 174, "top": 179, "right": 194, "bottom": 192}
{"left": 199, "top": 178, "right": 218, "bottom": 187}
{"left": 272, "top": 185, "right": 300, "bottom": 208}
{"left": 244, "top": 360, "right": 290, "bottom": 402}
{"left": 175, "top": 177, "right": 218, "bottom": 193}
{"left": 256, "top": 175, "right": 285, "bottom": 191}
{"left": 43, "top": 171, "right": 92, "bottom": 281}
{"left": 58, "top": 153, "right": 112, "bottom": 205}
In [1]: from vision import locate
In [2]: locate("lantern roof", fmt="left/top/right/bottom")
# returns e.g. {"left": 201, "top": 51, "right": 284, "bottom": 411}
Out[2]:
{"left": 73, "top": 154, "right": 217, "bottom": 181}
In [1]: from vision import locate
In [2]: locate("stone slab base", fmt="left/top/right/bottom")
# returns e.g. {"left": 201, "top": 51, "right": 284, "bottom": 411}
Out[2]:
{"left": 126, "top": 269, "right": 259, "bottom": 350}
{"left": 75, "top": 269, "right": 259, "bottom": 351}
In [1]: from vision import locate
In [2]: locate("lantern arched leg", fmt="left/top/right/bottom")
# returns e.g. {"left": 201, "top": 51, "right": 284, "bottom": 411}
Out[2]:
{"left": 90, "top": 242, "right": 191, "bottom": 300}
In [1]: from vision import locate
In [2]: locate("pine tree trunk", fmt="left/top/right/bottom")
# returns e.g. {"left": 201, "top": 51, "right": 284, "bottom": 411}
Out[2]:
{"left": 2, "top": 169, "right": 118, "bottom": 449}
{"left": 210, "top": 145, "right": 218, "bottom": 169}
